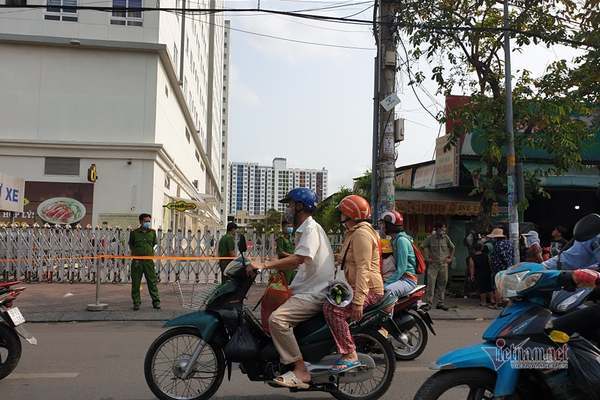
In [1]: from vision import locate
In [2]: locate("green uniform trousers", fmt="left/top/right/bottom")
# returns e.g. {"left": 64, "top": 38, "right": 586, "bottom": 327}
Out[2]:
{"left": 131, "top": 260, "right": 160, "bottom": 306}
{"left": 425, "top": 262, "right": 448, "bottom": 307}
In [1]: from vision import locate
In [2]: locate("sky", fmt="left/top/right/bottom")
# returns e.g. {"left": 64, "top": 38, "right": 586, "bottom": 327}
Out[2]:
{"left": 225, "top": 0, "right": 578, "bottom": 193}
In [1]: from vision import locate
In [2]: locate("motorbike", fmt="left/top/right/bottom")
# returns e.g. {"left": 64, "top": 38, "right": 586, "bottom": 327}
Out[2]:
{"left": 386, "top": 284, "right": 436, "bottom": 360}
{"left": 414, "top": 214, "right": 600, "bottom": 400}
{"left": 0, "top": 281, "right": 37, "bottom": 380}
{"left": 144, "top": 237, "right": 398, "bottom": 400}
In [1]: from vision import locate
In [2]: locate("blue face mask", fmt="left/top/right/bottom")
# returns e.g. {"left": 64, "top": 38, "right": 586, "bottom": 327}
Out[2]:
{"left": 142, "top": 221, "right": 151, "bottom": 229}
{"left": 285, "top": 226, "right": 294, "bottom": 235}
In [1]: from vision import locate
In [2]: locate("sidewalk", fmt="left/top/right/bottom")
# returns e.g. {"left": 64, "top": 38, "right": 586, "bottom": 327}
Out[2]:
{"left": 13, "top": 283, "right": 500, "bottom": 323}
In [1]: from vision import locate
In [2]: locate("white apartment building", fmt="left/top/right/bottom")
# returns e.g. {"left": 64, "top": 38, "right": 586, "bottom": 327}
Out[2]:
{"left": 219, "top": 20, "right": 230, "bottom": 227}
{"left": 229, "top": 158, "right": 328, "bottom": 217}
{"left": 0, "top": 0, "right": 230, "bottom": 230}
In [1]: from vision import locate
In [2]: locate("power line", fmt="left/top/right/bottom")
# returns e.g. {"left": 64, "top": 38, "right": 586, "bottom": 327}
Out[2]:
{"left": 1, "top": 5, "right": 597, "bottom": 48}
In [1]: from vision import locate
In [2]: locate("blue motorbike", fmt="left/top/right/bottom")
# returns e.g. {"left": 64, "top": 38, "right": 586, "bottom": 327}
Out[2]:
{"left": 414, "top": 263, "right": 593, "bottom": 400}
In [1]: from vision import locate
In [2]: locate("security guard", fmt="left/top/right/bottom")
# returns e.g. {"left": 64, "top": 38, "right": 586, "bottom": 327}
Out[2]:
{"left": 129, "top": 213, "right": 160, "bottom": 310}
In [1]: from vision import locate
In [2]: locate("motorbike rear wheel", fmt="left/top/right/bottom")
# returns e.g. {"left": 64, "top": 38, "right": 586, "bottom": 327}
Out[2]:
{"left": 391, "top": 314, "right": 428, "bottom": 361}
{"left": 332, "top": 330, "right": 396, "bottom": 400}
{"left": 0, "top": 322, "right": 22, "bottom": 380}
{"left": 144, "top": 327, "right": 226, "bottom": 400}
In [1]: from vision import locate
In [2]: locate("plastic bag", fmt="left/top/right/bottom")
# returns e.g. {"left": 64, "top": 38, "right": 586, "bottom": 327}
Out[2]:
{"left": 567, "top": 335, "right": 600, "bottom": 400}
{"left": 224, "top": 320, "right": 260, "bottom": 362}
{"left": 261, "top": 272, "right": 292, "bottom": 334}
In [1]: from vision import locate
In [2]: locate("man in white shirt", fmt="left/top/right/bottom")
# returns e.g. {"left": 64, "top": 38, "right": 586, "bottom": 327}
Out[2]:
{"left": 248, "top": 188, "right": 335, "bottom": 389}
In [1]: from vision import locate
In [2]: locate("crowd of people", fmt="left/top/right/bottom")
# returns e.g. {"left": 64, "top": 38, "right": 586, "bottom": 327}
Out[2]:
{"left": 464, "top": 224, "right": 573, "bottom": 308}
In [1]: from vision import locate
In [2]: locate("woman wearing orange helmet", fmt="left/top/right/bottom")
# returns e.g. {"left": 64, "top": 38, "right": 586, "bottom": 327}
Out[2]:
{"left": 323, "top": 194, "right": 384, "bottom": 373}
{"left": 379, "top": 210, "right": 418, "bottom": 298}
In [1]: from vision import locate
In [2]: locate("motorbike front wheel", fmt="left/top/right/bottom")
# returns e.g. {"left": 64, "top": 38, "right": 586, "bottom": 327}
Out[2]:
{"left": 414, "top": 369, "right": 496, "bottom": 400}
{"left": 144, "top": 327, "right": 226, "bottom": 400}
{"left": 0, "top": 322, "right": 22, "bottom": 380}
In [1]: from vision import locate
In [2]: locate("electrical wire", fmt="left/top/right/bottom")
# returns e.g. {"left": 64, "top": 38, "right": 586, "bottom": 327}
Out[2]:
{"left": 1, "top": 4, "right": 596, "bottom": 48}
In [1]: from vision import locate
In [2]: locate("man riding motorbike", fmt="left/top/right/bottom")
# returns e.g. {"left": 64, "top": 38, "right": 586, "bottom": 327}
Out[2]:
{"left": 248, "top": 188, "right": 335, "bottom": 389}
{"left": 323, "top": 195, "right": 384, "bottom": 373}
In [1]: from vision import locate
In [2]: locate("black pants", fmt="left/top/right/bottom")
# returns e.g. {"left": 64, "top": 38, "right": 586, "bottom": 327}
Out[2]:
{"left": 552, "top": 303, "right": 600, "bottom": 343}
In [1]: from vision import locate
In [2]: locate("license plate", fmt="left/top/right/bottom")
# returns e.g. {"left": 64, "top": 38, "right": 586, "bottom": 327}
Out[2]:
{"left": 7, "top": 307, "right": 26, "bottom": 326}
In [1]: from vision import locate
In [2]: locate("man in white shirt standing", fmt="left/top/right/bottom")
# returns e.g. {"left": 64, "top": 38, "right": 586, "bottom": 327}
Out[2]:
{"left": 248, "top": 188, "right": 335, "bottom": 389}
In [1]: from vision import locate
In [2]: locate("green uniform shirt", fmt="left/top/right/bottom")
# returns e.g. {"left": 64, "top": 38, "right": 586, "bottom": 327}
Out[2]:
{"left": 276, "top": 235, "right": 294, "bottom": 257}
{"left": 218, "top": 233, "right": 235, "bottom": 257}
{"left": 128, "top": 228, "right": 157, "bottom": 256}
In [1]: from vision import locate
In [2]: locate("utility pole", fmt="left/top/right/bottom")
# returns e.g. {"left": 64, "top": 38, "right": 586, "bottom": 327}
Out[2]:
{"left": 373, "top": 0, "right": 398, "bottom": 221}
{"left": 503, "top": 0, "right": 521, "bottom": 263}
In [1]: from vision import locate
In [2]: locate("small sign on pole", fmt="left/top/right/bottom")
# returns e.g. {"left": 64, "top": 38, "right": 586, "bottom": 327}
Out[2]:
{"left": 380, "top": 93, "right": 401, "bottom": 112}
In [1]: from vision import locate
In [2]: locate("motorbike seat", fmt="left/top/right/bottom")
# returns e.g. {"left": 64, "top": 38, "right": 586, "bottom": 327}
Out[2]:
{"left": 398, "top": 285, "right": 426, "bottom": 300}
{"left": 364, "top": 291, "right": 398, "bottom": 313}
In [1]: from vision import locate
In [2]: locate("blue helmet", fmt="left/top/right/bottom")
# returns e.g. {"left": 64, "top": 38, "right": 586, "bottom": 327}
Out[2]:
{"left": 280, "top": 188, "right": 318, "bottom": 211}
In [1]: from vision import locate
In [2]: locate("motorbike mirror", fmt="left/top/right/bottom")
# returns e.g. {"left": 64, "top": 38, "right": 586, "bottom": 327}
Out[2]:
{"left": 238, "top": 234, "right": 247, "bottom": 253}
{"left": 573, "top": 213, "right": 600, "bottom": 242}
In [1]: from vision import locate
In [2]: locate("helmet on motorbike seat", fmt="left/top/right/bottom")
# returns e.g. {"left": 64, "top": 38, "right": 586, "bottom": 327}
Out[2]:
{"left": 280, "top": 188, "right": 318, "bottom": 212}
{"left": 337, "top": 194, "right": 371, "bottom": 221}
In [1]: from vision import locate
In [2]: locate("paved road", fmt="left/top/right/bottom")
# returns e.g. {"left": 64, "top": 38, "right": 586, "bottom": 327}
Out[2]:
{"left": 1, "top": 320, "right": 488, "bottom": 400}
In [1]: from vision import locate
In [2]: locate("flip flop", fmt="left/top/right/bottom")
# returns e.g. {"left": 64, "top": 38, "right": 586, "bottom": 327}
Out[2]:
{"left": 271, "top": 371, "right": 310, "bottom": 389}
{"left": 330, "top": 359, "right": 363, "bottom": 374}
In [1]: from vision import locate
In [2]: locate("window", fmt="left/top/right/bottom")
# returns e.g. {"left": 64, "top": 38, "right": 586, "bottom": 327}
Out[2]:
{"left": 45, "top": 0, "right": 77, "bottom": 21}
{"left": 111, "top": 0, "right": 142, "bottom": 26}
{"left": 44, "top": 157, "right": 80, "bottom": 175}
{"left": 6, "top": 0, "right": 27, "bottom": 5}
{"left": 164, "top": 175, "right": 171, "bottom": 189}
{"left": 185, "top": 128, "right": 190, "bottom": 143}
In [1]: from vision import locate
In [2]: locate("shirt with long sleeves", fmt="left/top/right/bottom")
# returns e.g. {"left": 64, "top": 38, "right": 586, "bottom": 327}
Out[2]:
{"left": 339, "top": 222, "right": 384, "bottom": 307}
{"left": 544, "top": 234, "right": 600, "bottom": 270}
{"left": 385, "top": 232, "right": 417, "bottom": 285}
{"left": 128, "top": 228, "right": 157, "bottom": 257}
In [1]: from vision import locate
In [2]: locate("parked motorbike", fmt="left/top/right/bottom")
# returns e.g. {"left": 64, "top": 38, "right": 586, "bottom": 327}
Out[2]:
{"left": 0, "top": 281, "right": 37, "bottom": 380}
{"left": 414, "top": 214, "right": 600, "bottom": 400}
{"left": 144, "top": 237, "right": 398, "bottom": 400}
{"left": 386, "top": 284, "right": 435, "bottom": 361}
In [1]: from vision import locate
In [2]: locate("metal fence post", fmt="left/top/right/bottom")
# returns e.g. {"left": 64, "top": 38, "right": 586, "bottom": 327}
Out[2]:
{"left": 87, "top": 228, "right": 108, "bottom": 311}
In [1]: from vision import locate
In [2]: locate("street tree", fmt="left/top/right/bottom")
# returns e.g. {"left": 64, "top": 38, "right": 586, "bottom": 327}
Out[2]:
{"left": 395, "top": 0, "right": 599, "bottom": 229}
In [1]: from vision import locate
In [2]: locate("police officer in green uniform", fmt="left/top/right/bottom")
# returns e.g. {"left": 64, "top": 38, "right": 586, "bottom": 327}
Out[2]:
{"left": 276, "top": 220, "right": 296, "bottom": 284}
{"left": 129, "top": 213, "right": 160, "bottom": 310}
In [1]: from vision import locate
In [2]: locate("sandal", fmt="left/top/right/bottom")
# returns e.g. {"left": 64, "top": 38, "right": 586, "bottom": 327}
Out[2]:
{"left": 330, "top": 359, "right": 363, "bottom": 374}
{"left": 272, "top": 371, "right": 310, "bottom": 389}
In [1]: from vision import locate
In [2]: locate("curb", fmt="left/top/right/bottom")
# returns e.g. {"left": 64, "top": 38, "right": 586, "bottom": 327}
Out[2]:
{"left": 24, "top": 312, "right": 497, "bottom": 323}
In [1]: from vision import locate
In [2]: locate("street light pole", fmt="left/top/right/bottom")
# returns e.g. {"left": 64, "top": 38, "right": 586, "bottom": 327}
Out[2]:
{"left": 503, "top": 0, "right": 521, "bottom": 263}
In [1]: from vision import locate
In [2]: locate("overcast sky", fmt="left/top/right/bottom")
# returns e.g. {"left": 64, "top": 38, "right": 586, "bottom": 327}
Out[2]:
{"left": 225, "top": 0, "right": 577, "bottom": 193}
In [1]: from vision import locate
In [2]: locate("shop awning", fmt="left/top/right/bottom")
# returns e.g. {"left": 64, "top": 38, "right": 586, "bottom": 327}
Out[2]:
{"left": 395, "top": 189, "right": 497, "bottom": 216}
{"left": 462, "top": 160, "right": 600, "bottom": 189}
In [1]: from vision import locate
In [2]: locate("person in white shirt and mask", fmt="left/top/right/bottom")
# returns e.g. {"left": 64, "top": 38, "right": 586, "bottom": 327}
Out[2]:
{"left": 248, "top": 188, "right": 335, "bottom": 389}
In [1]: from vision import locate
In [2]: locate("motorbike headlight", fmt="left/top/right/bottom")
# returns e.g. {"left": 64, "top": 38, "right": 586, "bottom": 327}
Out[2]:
{"left": 496, "top": 271, "right": 541, "bottom": 298}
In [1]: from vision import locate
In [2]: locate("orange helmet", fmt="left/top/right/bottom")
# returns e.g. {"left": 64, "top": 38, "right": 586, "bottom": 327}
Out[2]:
{"left": 380, "top": 210, "right": 404, "bottom": 226}
{"left": 337, "top": 195, "right": 371, "bottom": 221}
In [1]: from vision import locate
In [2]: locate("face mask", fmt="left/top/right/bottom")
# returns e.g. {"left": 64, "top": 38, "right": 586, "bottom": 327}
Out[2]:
{"left": 142, "top": 221, "right": 151, "bottom": 229}
{"left": 285, "top": 226, "right": 294, "bottom": 235}
{"left": 285, "top": 206, "right": 296, "bottom": 225}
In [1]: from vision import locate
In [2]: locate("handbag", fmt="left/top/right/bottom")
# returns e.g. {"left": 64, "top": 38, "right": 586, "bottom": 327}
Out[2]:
{"left": 260, "top": 272, "right": 292, "bottom": 334}
{"left": 326, "top": 238, "right": 354, "bottom": 307}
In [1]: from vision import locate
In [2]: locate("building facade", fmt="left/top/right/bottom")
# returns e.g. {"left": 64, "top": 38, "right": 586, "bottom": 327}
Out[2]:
{"left": 228, "top": 158, "right": 328, "bottom": 217}
{"left": 219, "top": 20, "right": 230, "bottom": 227}
{"left": 0, "top": 0, "right": 230, "bottom": 231}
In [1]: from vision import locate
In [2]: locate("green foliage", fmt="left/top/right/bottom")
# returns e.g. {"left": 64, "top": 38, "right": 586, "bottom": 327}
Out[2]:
{"left": 313, "top": 187, "right": 352, "bottom": 233}
{"left": 396, "top": 0, "right": 599, "bottom": 227}
{"left": 250, "top": 209, "right": 283, "bottom": 234}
